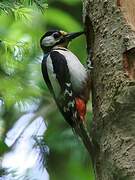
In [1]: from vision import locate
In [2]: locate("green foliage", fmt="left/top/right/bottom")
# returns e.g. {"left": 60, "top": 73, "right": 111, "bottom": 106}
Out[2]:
{"left": 0, "top": 140, "right": 9, "bottom": 156}
{"left": 44, "top": 8, "right": 81, "bottom": 30}
{"left": 0, "top": 0, "right": 94, "bottom": 179}
{"left": 0, "top": 0, "right": 47, "bottom": 15}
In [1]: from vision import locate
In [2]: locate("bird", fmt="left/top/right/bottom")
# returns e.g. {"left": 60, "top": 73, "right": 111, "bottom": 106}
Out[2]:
{"left": 40, "top": 30, "right": 93, "bottom": 155}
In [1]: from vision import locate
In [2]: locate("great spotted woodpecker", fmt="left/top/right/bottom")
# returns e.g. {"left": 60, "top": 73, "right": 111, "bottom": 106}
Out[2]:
{"left": 40, "top": 30, "right": 90, "bottom": 127}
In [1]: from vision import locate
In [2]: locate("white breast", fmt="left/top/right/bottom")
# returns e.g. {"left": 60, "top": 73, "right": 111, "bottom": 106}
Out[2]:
{"left": 55, "top": 49, "right": 87, "bottom": 92}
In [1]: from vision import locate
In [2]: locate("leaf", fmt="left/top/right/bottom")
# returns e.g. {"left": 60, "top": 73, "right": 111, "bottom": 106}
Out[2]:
{"left": 13, "top": 7, "right": 33, "bottom": 21}
{"left": 0, "top": 140, "right": 9, "bottom": 156}
{"left": 0, "top": 0, "right": 48, "bottom": 15}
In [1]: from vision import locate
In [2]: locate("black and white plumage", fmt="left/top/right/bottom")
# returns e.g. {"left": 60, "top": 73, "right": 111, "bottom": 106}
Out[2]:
{"left": 40, "top": 30, "right": 93, "bottom": 157}
{"left": 40, "top": 30, "right": 90, "bottom": 126}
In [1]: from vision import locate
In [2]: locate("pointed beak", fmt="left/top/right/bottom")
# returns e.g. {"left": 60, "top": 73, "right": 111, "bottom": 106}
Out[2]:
{"left": 64, "top": 31, "right": 84, "bottom": 41}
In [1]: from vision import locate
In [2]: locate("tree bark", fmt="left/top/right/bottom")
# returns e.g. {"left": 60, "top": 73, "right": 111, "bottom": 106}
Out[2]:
{"left": 83, "top": 0, "right": 135, "bottom": 179}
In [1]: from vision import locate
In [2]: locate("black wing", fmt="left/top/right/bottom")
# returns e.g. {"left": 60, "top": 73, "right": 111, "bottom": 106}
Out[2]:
{"left": 42, "top": 50, "right": 77, "bottom": 127}
{"left": 42, "top": 51, "right": 94, "bottom": 159}
{"left": 51, "top": 51, "right": 78, "bottom": 127}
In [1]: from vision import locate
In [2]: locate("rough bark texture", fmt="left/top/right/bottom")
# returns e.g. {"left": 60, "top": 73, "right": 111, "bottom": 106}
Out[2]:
{"left": 83, "top": 0, "right": 135, "bottom": 179}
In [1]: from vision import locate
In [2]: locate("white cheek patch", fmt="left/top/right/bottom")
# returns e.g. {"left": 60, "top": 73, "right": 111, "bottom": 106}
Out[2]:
{"left": 42, "top": 36, "right": 56, "bottom": 47}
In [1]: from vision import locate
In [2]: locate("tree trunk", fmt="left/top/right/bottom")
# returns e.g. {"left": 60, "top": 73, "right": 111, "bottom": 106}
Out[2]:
{"left": 83, "top": 0, "right": 135, "bottom": 179}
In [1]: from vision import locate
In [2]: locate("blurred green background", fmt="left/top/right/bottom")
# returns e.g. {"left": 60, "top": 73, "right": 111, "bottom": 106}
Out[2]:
{"left": 0, "top": 0, "right": 94, "bottom": 179}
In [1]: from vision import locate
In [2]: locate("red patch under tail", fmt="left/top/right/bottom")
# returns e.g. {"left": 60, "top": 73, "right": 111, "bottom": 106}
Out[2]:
{"left": 75, "top": 98, "right": 86, "bottom": 121}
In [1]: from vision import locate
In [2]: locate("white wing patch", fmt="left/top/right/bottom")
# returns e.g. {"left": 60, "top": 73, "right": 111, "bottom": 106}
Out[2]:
{"left": 54, "top": 49, "right": 87, "bottom": 92}
{"left": 46, "top": 55, "right": 61, "bottom": 97}
{"left": 64, "top": 89, "right": 73, "bottom": 97}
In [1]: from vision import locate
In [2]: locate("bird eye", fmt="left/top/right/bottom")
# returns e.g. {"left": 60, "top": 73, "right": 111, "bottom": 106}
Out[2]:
{"left": 53, "top": 32, "right": 61, "bottom": 39}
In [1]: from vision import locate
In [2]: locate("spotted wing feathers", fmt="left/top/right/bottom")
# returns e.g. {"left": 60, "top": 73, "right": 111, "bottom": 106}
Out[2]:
{"left": 42, "top": 51, "right": 80, "bottom": 127}
{"left": 50, "top": 51, "right": 79, "bottom": 127}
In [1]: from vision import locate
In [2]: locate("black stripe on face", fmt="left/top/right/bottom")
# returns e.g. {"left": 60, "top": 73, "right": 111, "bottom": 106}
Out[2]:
{"left": 53, "top": 47, "right": 68, "bottom": 51}
{"left": 45, "top": 30, "right": 58, "bottom": 37}
{"left": 44, "top": 30, "right": 62, "bottom": 38}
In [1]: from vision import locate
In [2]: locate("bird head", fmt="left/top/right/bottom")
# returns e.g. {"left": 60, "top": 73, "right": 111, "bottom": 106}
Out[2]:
{"left": 40, "top": 30, "right": 84, "bottom": 53}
